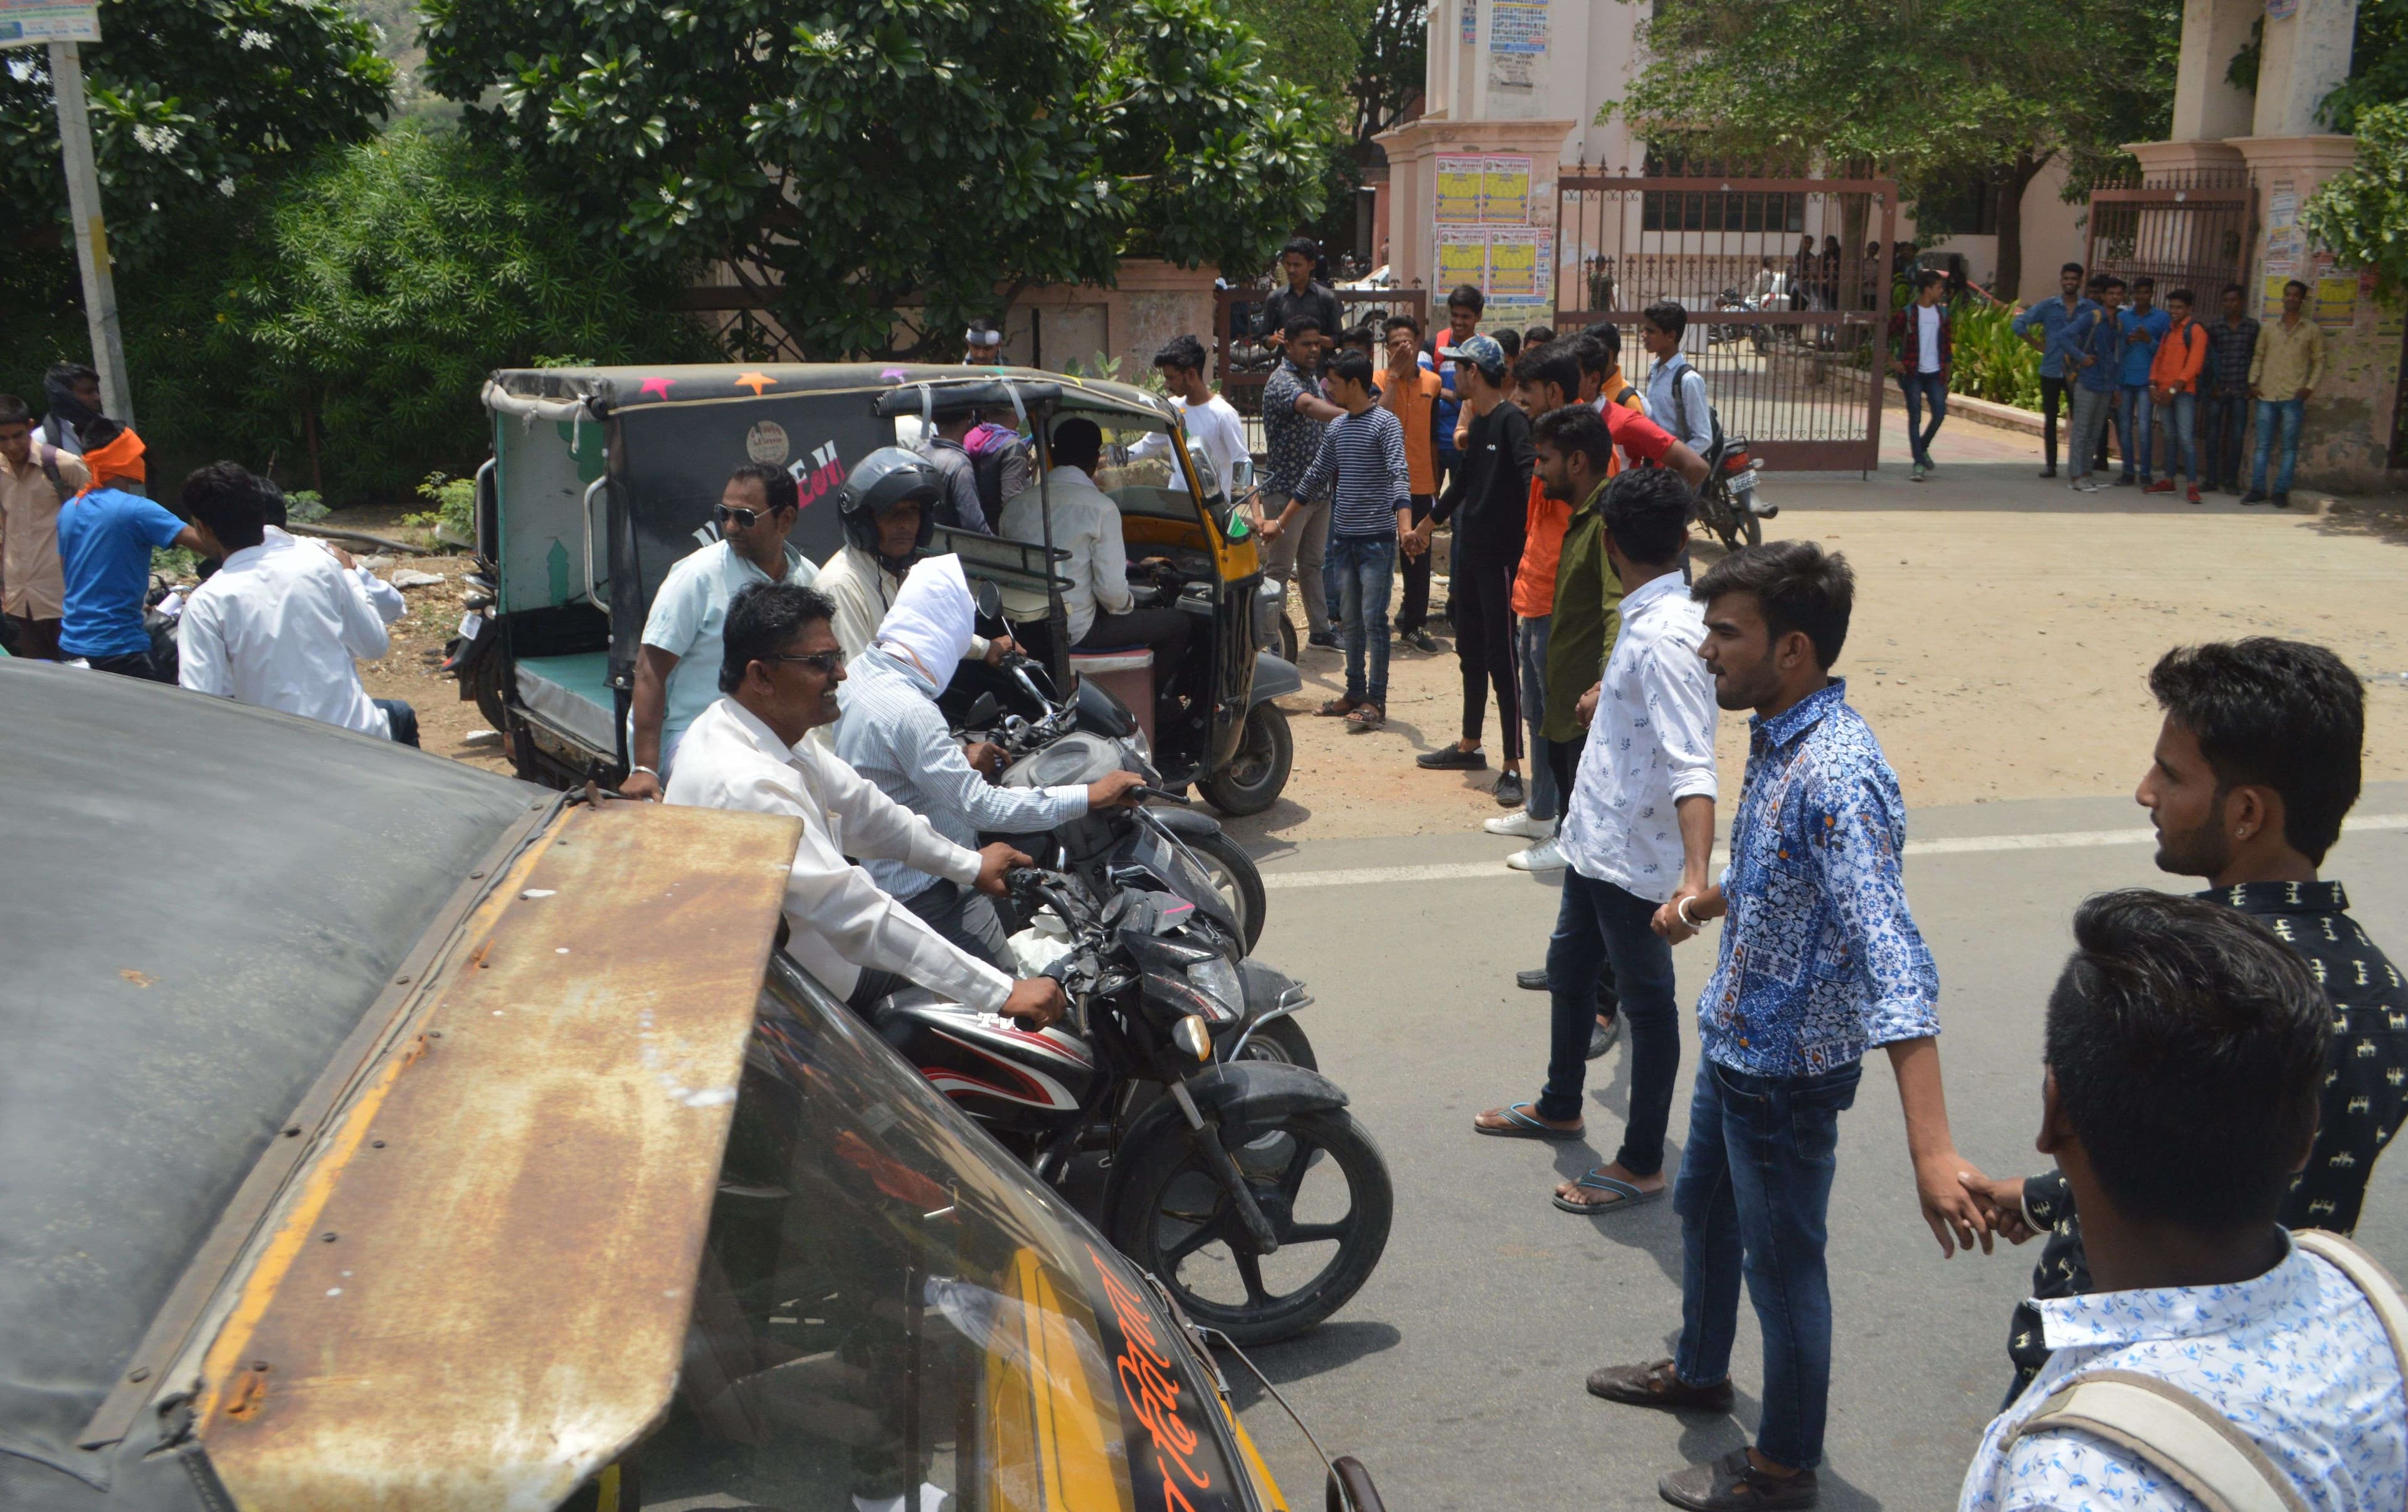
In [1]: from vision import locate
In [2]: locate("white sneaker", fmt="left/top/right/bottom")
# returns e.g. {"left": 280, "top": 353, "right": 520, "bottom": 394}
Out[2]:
{"left": 1507, "top": 837, "right": 1567, "bottom": 872}
{"left": 1484, "top": 810, "right": 1554, "bottom": 839}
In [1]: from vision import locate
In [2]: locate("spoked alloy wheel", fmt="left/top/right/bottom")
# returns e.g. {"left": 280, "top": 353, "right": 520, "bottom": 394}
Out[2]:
{"left": 1109, "top": 1108, "right": 1391, "bottom": 1346}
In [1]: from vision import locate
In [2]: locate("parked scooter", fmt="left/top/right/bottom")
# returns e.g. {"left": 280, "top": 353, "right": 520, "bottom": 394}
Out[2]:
{"left": 869, "top": 865, "right": 1391, "bottom": 1344}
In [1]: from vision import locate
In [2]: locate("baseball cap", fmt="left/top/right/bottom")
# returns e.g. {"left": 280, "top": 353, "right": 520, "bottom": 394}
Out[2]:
{"left": 1442, "top": 332, "right": 1506, "bottom": 381}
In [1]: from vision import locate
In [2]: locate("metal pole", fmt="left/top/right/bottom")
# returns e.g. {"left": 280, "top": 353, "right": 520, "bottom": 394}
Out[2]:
{"left": 48, "top": 41, "right": 134, "bottom": 428}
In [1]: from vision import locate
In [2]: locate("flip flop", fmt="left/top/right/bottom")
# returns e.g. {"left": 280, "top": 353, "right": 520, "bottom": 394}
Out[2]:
{"left": 1473, "top": 1102, "right": 1583, "bottom": 1141}
{"left": 1554, "top": 1168, "right": 1667, "bottom": 1215}
{"left": 1316, "top": 696, "right": 1361, "bottom": 718}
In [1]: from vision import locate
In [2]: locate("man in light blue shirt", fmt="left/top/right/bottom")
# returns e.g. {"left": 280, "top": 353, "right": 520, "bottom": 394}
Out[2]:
{"left": 2010, "top": 262, "right": 2096, "bottom": 479}
{"left": 836, "top": 554, "right": 1144, "bottom": 966}
{"left": 621, "top": 462, "right": 817, "bottom": 799}
{"left": 2113, "top": 276, "right": 2171, "bottom": 486}
{"left": 1639, "top": 301, "right": 1714, "bottom": 458}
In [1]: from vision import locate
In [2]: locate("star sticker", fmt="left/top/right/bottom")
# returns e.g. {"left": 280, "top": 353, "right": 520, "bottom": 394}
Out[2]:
{"left": 640, "top": 376, "right": 675, "bottom": 401}
{"left": 734, "top": 371, "right": 776, "bottom": 395}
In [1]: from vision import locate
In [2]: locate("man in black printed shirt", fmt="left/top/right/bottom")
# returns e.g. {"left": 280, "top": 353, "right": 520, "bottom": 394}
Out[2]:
{"left": 1965, "top": 637, "right": 2408, "bottom": 1406}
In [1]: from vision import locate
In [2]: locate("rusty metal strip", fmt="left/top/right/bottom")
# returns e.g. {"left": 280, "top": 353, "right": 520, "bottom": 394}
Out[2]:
{"left": 199, "top": 801, "right": 801, "bottom": 1512}
{"left": 77, "top": 796, "right": 565, "bottom": 1452}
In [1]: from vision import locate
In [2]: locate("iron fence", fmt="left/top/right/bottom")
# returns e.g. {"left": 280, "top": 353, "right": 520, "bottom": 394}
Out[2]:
{"left": 1213, "top": 285, "right": 1430, "bottom": 455}
{"left": 2084, "top": 188, "right": 2256, "bottom": 304}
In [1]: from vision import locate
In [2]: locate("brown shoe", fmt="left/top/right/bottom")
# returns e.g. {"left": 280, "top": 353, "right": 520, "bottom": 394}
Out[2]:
{"left": 1659, "top": 1448, "right": 1818, "bottom": 1509}
{"left": 1585, "top": 1358, "right": 1735, "bottom": 1412}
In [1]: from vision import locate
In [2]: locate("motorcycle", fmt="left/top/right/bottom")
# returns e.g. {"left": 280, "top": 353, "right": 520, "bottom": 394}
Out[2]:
{"left": 869, "top": 865, "right": 1392, "bottom": 1345}
{"left": 1694, "top": 432, "right": 1776, "bottom": 553}
{"left": 958, "top": 653, "right": 1269, "bottom": 954}
{"left": 1710, "top": 287, "right": 1776, "bottom": 355}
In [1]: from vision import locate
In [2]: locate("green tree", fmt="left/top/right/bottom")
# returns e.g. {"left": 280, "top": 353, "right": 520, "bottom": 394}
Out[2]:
{"left": 2300, "top": 102, "right": 2408, "bottom": 296}
{"left": 1615, "top": 0, "right": 2179, "bottom": 297}
{"left": 420, "top": 0, "right": 1332, "bottom": 358}
{"left": 0, "top": 0, "right": 392, "bottom": 279}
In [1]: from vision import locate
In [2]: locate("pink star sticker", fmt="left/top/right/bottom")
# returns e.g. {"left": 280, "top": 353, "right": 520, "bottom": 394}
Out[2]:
{"left": 640, "top": 376, "right": 675, "bottom": 401}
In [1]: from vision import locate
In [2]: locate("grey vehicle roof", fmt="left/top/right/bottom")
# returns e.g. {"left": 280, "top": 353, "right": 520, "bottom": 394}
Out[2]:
{"left": 0, "top": 662, "right": 541, "bottom": 1494}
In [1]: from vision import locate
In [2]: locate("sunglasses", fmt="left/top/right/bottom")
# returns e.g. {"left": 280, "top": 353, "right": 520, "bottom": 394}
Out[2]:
{"left": 761, "top": 650, "right": 845, "bottom": 676}
{"left": 715, "top": 502, "right": 789, "bottom": 529}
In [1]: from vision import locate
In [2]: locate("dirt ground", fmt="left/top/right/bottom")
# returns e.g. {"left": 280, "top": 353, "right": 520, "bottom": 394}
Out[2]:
{"left": 324, "top": 450, "right": 2408, "bottom": 838}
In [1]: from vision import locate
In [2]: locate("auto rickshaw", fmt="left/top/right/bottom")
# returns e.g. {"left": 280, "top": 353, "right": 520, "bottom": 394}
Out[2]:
{"left": 2, "top": 658, "right": 1381, "bottom": 1512}
{"left": 448, "top": 364, "right": 1299, "bottom": 815}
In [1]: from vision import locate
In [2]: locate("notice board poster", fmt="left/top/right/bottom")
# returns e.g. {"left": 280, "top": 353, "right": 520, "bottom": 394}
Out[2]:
{"left": 1435, "top": 156, "right": 1485, "bottom": 225}
{"left": 1486, "top": 228, "right": 1542, "bottom": 301}
{"left": 2315, "top": 275, "right": 2357, "bottom": 329}
{"left": 1438, "top": 227, "right": 1490, "bottom": 295}
{"left": 0, "top": 0, "right": 99, "bottom": 45}
{"left": 1480, "top": 155, "right": 1532, "bottom": 224}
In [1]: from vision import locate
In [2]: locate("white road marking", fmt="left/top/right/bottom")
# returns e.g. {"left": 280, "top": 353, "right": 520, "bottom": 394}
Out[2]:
{"left": 1260, "top": 815, "right": 2408, "bottom": 891}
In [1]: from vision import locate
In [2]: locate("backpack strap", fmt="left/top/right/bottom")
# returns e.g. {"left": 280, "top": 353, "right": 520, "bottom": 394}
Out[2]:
{"left": 2008, "top": 1369, "right": 2309, "bottom": 1512}
{"left": 38, "top": 443, "right": 65, "bottom": 499}
{"left": 1614, "top": 384, "right": 1637, "bottom": 408}
{"left": 2293, "top": 1229, "right": 2408, "bottom": 1377}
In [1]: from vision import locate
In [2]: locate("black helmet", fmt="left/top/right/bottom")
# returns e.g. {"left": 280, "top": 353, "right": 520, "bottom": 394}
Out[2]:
{"left": 837, "top": 446, "right": 942, "bottom": 555}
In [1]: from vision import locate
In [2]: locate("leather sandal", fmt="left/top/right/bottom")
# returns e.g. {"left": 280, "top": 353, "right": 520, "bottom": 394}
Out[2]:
{"left": 1585, "top": 1358, "right": 1735, "bottom": 1412}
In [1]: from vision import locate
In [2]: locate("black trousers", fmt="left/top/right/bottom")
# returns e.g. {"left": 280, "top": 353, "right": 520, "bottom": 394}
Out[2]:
{"left": 1395, "top": 494, "right": 1437, "bottom": 633}
{"left": 2039, "top": 375, "right": 2067, "bottom": 471}
{"left": 1453, "top": 551, "right": 1521, "bottom": 760}
{"left": 1545, "top": 729, "right": 1619, "bottom": 1020}
{"left": 88, "top": 649, "right": 174, "bottom": 682}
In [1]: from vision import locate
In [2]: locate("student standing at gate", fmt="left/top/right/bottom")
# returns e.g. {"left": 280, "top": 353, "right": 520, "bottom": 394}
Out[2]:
{"left": 2199, "top": 284, "right": 2259, "bottom": 496}
{"left": 2064, "top": 280, "right": 2126, "bottom": 494}
{"left": 2245, "top": 278, "right": 2325, "bottom": 509}
{"left": 2145, "top": 288, "right": 2207, "bottom": 502}
{"left": 2010, "top": 263, "right": 2095, "bottom": 480}
{"left": 2113, "top": 277, "right": 2170, "bottom": 487}
{"left": 1890, "top": 270, "right": 1952, "bottom": 482}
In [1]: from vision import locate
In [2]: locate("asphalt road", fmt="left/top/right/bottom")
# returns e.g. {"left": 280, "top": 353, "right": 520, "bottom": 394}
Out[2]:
{"left": 1220, "top": 781, "right": 2408, "bottom": 1512}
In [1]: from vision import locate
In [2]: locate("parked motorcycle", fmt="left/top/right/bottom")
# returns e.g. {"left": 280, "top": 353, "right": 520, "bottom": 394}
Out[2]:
{"left": 869, "top": 865, "right": 1391, "bottom": 1344}
{"left": 1710, "top": 287, "right": 1776, "bottom": 355}
{"left": 1695, "top": 433, "right": 1776, "bottom": 552}
{"left": 956, "top": 653, "right": 1269, "bottom": 953}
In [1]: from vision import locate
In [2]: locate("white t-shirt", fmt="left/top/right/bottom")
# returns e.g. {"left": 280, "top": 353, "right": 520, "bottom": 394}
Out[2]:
{"left": 1916, "top": 305, "right": 1943, "bottom": 373}
{"left": 1132, "top": 394, "right": 1249, "bottom": 505}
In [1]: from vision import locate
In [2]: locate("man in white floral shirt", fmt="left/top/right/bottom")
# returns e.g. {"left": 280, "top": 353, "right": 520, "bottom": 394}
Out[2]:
{"left": 1960, "top": 890, "right": 2405, "bottom": 1512}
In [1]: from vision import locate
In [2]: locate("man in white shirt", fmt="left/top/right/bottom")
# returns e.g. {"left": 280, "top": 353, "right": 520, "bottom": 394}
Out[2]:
{"left": 837, "top": 554, "right": 1145, "bottom": 966}
{"left": 177, "top": 462, "right": 418, "bottom": 744}
{"left": 1472, "top": 465, "right": 1717, "bottom": 1219}
{"left": 665, "top": 579, "right": 1067, "bottom": 1026}
{"left": 1136, "top": 334, "right": 1250, "bottom": 504}
{"left": 998, "top": 417, "right": 1189, "bottom": 680}
{"left": 1892, "top": 268, "right": 1952, "bottom": 483}
{"left": 622, "top": 463, "right": 818, "bottom": 799}
{"left": 818, "top": 447, "right": 1003, "bottom": 668}
{"left": 1958, "top": 890, "right": 2405, "bottom": 1512}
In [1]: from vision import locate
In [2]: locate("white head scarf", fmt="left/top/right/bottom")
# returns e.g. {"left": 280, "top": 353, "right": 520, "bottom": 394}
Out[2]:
{"left": 874, "top": 553, "right": 976, "bottom": 694}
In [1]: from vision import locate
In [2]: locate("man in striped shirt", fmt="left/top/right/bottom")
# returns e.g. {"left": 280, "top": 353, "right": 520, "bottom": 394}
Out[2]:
{"left": 1296, "top": 348, "right": 1413, "bottom": 732}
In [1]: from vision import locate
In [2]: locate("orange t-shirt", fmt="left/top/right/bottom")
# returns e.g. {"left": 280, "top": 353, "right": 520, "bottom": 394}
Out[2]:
{"left": 1380, "top": 366, "right": 1441, "bottom": 495}
{"left": 1513, "top": 475, "right": 1570, "bottom": 617}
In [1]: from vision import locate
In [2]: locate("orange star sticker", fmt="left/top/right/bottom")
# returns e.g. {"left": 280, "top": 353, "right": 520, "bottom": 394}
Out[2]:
{"left": 734, "top": 371, "right": 776, "bottom": 395}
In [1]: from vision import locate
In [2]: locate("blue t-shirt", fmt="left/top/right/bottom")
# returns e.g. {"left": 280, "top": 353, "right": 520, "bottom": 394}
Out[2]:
{"left": 57, "top": 488, "right": 186, "bottom": 658}
{"left": 2118, "top": 305, "right": 2170, "bottom": 387}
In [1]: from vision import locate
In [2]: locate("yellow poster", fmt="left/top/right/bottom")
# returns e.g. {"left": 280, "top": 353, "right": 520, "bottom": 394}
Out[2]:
{"left": 1435, "top": 155, "right": 1484, "bottom": 225}
{"left": 2315, "top": 275, "right": 2357, "bottom": 330}
{"left": 1485, "top": 228, "right": 1541, "bottom": 300}
{"left": 1481, "top": 155, "right": 1531, "bottom": 224}
{"left": 2261, "top": 275, "right": 2293, "bottom": 319}
{"left": 1437, "top": 227, "right": 1489, "bottom": 292}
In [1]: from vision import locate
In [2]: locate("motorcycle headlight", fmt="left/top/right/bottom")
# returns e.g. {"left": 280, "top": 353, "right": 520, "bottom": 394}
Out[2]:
{"left": 1120, "top": 727, "right": 1154, "bottom": 776}
{"left": 1184, "top": 956, "right": 1242, "bottom": 1022}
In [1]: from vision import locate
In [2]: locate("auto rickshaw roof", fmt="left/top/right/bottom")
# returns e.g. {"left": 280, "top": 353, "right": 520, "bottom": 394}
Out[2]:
{"left": 0, "top": 662, "right": 546, "bottom": 1488}
{"left": 485, "top": 361, "right": 1180, "bottom": 426}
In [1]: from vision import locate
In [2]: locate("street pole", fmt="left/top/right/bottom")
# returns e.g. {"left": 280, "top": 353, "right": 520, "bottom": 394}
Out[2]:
{"left": 47, "top": 40, "right": 134, "bottom": 428}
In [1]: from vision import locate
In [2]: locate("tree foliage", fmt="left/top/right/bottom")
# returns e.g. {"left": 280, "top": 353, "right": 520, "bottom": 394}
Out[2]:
{"left": 420, "top": 0, "right": 1334, "bottom": 357}
{"left": 0, "top": 0, "right": 391, "bottom": 277}
{"left": 2300, "top": 102, "right": 2408, "bottom": 296}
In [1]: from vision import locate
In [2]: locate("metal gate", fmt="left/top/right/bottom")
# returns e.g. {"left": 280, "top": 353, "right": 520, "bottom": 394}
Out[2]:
{"left": 1555, "top": 174, "right": 1898, "bottom": 470}
{"left": 1213, "top": 285, "right": 1429, "bottom": 455}
{"left": 2083, "top": 186, "right": 2256, "bottom": 303}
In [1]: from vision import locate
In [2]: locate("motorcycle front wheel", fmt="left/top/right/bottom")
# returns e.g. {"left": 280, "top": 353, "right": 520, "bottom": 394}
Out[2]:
{"left": 1108, "top": 1108, "right": 1391, "bottom": 1346}
{"left": 1183, "top": 827, "right": 1267, "bottom": 953}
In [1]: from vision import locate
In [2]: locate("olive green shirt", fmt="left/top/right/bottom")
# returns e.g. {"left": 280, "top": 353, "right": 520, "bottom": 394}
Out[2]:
{"left": 1540, "top": 474, "right": 1623, "bottom": 744}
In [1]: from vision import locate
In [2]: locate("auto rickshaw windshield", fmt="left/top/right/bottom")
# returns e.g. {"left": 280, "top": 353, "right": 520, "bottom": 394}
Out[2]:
{"left": 621, "top": 953, "right": 1257, "bottom": 1512}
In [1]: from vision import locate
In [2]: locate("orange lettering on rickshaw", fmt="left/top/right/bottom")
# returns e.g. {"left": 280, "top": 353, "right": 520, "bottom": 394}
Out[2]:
{"left": 1090, "top": 1247, "right": 1215, "bottom": 1500}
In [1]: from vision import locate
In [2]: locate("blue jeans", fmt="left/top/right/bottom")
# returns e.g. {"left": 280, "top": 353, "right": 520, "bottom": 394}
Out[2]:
{"left": 1516, "top": 614, "right": 1558, "bottom": 822}
{"left": 2200, "top": 393, "right": 2249, "bottom": 490}
{"left": 1899, "top": 371, "right": 1946, "bottom": 465}
{"left": 1537, "top": 870, "right": 1680, "bottom": 1173}
{"left": 1674, "top": 1057, "right": 1863, "bottom": 1471}
{"left": 2251, "top": 397, "right": 2306, "bottom": 495}
{"left": 2152, "top": 391, "right": 2197, "bottom": 482}
{"left": 1328, "top": 531, "right": 1395, "bottom": 705}
{"left": 374, "top": 698, "right": 421, "bottom": 748}
{"left": 2115, "top": 384, "right": 2155, "bottom": 479}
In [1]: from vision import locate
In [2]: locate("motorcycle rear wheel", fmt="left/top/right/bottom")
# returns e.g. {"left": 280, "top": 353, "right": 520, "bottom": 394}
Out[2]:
{"left": 1108, "top": 1107, "right": 1391, "bottom": 1346}
{"left": 1200, "top": 702, "right": 1292, "bottom": 817}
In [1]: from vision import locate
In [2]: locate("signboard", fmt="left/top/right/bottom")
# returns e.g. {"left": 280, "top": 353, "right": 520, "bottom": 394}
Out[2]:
{"left": 0, "top": 0, "right": 99, "bottom": 45}
{"left": 1480, "top": 154, "right": 1531, "bottom": 224}
{"left": 1435, "top": 155, "right": 1485, "bottom": 225}
{"left": 1490, "top": 0, "right": 1549, "bottom": 51}
{"left": 1484, "top": 0, "right": 1547, "bottom": 109}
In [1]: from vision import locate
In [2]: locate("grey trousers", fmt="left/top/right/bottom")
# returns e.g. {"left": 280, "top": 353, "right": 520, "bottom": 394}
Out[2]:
{"left": 901, "top": 877, "right": 1014, "bottom": 973}
{"left": 1262, "top": 490, "right": 1334, "bottom": 636}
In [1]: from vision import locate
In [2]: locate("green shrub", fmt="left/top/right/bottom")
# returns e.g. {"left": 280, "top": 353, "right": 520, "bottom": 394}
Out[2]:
{"left": 401, "top": 470, "right": 477, "bottom": 539}
{"left": 1947, "top": 297, "right": 2043, "bottom": 410}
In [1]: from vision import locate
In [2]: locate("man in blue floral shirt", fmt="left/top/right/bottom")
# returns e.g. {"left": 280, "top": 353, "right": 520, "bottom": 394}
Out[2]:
{"left": 1587, "top": 541, "right": 1996, "bottom": 1511}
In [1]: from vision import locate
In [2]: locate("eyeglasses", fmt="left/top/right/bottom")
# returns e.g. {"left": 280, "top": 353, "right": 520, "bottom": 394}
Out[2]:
{"left": 716, "top": 503, "right": 786, "bottom": 529}
{"left": 761, "top": 650, "right": 845, "bottom": 675}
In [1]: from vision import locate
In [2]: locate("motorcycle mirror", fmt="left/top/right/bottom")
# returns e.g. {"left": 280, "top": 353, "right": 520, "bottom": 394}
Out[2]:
{"left": 1171, "top": 1015, "right": 1212, "bottom": 1062}
{"left": 973, "top": 578, "right": 1003, "bottom": 619}
{"left": 965, "top": 691, "right": 1000, "bottom": 727}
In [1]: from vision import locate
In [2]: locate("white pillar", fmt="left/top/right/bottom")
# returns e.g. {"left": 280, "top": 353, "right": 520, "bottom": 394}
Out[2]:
{"left": 48, "top": 41, "right": 134, "bottom": 428}
{"left": 2170, "top": 0, "right": 2260, "bottom": 142}
{"left": 2252, "top": 0, "right": 2357, "bottom": 138}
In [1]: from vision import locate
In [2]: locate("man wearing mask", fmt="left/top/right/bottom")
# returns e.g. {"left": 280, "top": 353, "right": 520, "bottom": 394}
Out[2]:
{"left": 836, "top": 555, "right": 1146, "bottom": 966}
{"left": 622, "top": 463, "right": 820, "bottom": 800}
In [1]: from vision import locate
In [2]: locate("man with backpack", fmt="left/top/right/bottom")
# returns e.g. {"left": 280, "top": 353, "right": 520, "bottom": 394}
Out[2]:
{"left": 1957, "top": 889, "right": 2405, "bottom": 1512}
{"left": 1639, "top": 302, "right": 1715, "bottom": 462}
{"left": 2145, "top": 288, "right": 2208, "bottom": 503}
{"left": 0, "top": 393, "right": 92, "bottom": 660}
